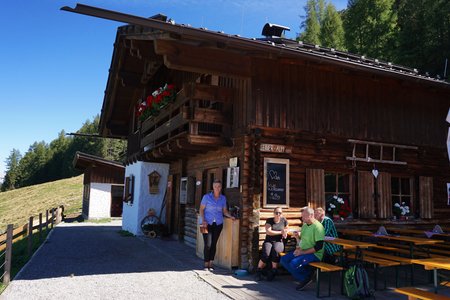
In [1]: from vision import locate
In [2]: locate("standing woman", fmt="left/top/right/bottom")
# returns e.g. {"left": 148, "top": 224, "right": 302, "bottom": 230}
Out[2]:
{"left": 255, "top": 207, "right": 288, "bottom": 281}
{"left": 199, "top": 179, "right": 235, "bottom": 271}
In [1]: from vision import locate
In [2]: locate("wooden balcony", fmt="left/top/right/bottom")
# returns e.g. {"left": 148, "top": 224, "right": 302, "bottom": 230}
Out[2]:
{"left": 139, "top": 83, "right": 233, "bottom": 160}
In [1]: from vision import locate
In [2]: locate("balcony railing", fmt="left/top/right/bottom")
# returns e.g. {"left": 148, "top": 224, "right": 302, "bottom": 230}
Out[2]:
{"left": 139, "top": 83, "right": 233, "bottom": 159}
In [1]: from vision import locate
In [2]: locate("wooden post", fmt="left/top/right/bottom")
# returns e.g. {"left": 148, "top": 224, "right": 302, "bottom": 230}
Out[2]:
{"left": 56, "top": 206, "right": 62, "bottom": 224}
{"left": 51, "top": 208, "right": 55, "bottom": 229}
{"left": 3, "top": 224, "right": 13, "bottom": 285}
{"left": 28, "top": 216, "right": 33, "bottom": 257}
{"left": 45, "top": 210, "right": 49, "bottom": 231}
{"left": 39, "top": 213, "right": 43, "bottom": 242}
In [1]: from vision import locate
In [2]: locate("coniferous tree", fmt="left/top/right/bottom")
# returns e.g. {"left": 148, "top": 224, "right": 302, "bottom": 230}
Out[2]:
{"left": 396, "top": 0, "right": 450, "bottom": 78}
{"left": 299, "top": 0, "right": 323, "bottom": 44}
{"left": 1, "top": 149, "right": 22, "bottom": 191}
{"left": 344, "top": 0, "right": 398, "bottom": 60}
{"left": 320, "top": 3, "right": 346, "bottom": 50}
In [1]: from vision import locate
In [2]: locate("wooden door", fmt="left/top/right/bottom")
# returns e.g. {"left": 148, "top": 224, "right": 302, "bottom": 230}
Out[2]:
{"left": 110, "top": 185, "right": 124, "bottom": 217}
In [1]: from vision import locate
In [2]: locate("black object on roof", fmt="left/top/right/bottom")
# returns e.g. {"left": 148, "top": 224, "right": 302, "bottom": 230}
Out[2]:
{"left": 261, "top": 23, "right": 290, "bottom": 38}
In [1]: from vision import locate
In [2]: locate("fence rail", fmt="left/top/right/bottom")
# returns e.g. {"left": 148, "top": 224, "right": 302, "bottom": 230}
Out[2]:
{"left": 0, "top": 205, "right": 64, "bottom": 285}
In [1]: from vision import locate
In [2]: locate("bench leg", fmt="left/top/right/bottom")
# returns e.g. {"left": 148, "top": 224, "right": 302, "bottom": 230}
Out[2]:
{"left": 395, "top": 266, "right": 399, "bottom": 288}
{"left": 316, "top": 268, "right": 320, "bottom": 298}
{"left": 374, "top": 265, "right": 378, "bottom": 290}
{"left": 328, "top": 270, "right": 331, "bottom": 297}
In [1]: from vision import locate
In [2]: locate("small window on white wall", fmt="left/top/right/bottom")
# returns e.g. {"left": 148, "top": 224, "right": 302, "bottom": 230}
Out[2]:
{"left": 124, "top": 175, "right": 134, "bottom": 204}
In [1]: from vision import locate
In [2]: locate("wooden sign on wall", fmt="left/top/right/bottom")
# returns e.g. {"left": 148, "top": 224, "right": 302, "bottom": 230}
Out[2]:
{"left": 263, "top": 158, "right": 290, "bottom": 208}
{"left": 260, "top": 143, "right": 292, "bottom": 154}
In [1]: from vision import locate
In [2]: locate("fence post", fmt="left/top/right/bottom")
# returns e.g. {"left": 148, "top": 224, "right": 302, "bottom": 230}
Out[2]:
{"left": 28, "top": 216, "right": 33, "bottom": 257}
{"left": 56, "top": 206, "right": 62, "bottom": 224}
{"left": 45, "top": 210, "right": 49, "bottom": 231}
{"left": 39, "top": 213, "right": 43, "bottom": 242}
{"left": 51, "top": 208, "right": 55, "bottom": 229}
{"left": 3, "top": 224, "right": 13, "bottom": 285}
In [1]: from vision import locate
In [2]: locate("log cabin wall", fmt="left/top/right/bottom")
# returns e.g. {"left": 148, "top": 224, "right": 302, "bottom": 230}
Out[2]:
{"left": 241, "top": 127, "right": 450, "bottom": 269}
{"left": 250, "top": 57, "right": 448, "bottom": 147}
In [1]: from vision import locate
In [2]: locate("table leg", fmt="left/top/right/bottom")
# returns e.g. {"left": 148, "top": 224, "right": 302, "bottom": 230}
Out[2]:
{"left": 434, "top": 269, "right": 438, "bottom": 294}
{"left": 409, "top": 243, "right": 414, "bottom": 285}
{"left": 340, "top": 249, "right": 344, "bottom": 295}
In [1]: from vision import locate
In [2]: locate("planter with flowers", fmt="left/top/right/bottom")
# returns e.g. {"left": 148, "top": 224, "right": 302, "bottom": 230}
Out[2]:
{"left": 393, "top": 202, "right": 410, "bottom": 220}
{"left": 327, "top": 195, "right": 352, "bottom": 221}
{"left": 136, "top": 84, "right": 177, "bottom": 122}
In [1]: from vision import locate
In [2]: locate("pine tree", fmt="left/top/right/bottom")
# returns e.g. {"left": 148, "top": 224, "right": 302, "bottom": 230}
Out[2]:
{"left": 299, "top": 0, "right": 323, "bottom": 44}
{"left": 396, "top": 0, "right": 450, "bottom": 78}
{"left": 344, "top": 0, "right": 398, "bottom": 60}
{"left": 320, "top": 3, "right": 346, "bottom": 50}
{"left": 1, "top": 149, "right": 22, "bottom": 191}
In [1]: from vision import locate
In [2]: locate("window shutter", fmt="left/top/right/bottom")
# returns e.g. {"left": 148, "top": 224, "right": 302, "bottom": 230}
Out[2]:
{"left": 377, "top": 172, "right": 392, "bottom": 219}
{"left": 306, "top": 169, "right": 325, "bottom": 209}
{"left": 358, "top": 171, "right": 375, "bottom": 218}
{"left": 419, "top": 176, "right": 433, "bottom": 219}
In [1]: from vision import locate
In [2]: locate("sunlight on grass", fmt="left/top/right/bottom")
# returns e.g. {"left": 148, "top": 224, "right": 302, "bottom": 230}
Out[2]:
{"left": 0, "top": 175, "right": 83, "bottom": 233}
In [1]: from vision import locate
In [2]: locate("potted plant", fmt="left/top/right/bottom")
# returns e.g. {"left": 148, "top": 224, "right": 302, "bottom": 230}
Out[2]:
{"left": 327, "top": 195, "right": 345, "bottom": 221}
{"left": 136, "top": 83, "right": 177, "bottom": 122}
{"left": 393, "top": 202, "right": 410, "bottom": 220}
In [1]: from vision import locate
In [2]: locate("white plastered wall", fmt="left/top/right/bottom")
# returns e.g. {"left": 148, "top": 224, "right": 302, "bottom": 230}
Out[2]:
{"left": 122, "top": 161, "right": 169, "bottom": 235}
{"left": 88, "top": 183, "right": 112, "bottom": 219}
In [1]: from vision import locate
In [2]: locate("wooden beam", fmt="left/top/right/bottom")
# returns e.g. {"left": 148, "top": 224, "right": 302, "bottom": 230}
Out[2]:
{"left": 187, "top": 134, "right": 229, "bottom": 146}
{"left": 192, "top": 108, "right": 231, "bottom": 125}
{"left": 154, "top": 39, "right": 251, "bottom": 78}
{"left": 183, "top": 83, "right": 234, "bottom": 103}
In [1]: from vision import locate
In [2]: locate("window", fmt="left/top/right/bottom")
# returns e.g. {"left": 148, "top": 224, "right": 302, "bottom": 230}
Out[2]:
{"left": 324, "top": 173, "right": 352, "bottom": 219}
{"left": 124, "top": 175, "right": 134, "bottom": 204}
{"left": 391, "top": 176, "right": 413, "bottom": 218}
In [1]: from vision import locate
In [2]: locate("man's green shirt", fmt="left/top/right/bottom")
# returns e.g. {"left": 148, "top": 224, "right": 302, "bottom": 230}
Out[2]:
{"left": 299, "top": 220, "right": 325, "bottom": 260}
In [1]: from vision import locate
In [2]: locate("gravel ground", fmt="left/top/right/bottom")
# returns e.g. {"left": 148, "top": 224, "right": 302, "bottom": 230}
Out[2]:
{"left": 1, "top": 220, "right": 229, "bottom": 300}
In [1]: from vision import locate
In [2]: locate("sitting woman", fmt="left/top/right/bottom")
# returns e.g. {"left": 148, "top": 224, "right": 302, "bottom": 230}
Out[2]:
{"left": 255, "top": 207, "right": 288, "bottom": 281}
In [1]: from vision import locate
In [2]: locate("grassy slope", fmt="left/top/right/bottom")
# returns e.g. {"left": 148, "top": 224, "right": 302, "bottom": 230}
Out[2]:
{"left": 0, "top": 175, "right": 83, "bottom": 233}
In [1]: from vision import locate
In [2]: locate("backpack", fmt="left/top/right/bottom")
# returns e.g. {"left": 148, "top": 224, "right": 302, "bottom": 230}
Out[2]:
{"left": 344, "top": 265, "right": 372, "bottom": 299}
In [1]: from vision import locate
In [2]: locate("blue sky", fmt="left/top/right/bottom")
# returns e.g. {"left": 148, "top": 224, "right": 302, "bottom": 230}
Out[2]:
{"left": 0, "top": 0, "right": 347, "bottom": 179}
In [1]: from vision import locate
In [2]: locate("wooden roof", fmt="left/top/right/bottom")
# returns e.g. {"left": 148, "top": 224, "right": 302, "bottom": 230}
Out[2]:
{"left": 73, "top": 151, "right": 124, "bottom": 171}
{"left": 62, "top": 4, "right": 450, "bottom": 138}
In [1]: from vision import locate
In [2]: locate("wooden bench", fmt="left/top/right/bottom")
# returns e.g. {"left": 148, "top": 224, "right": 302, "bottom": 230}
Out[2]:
{"left": 373, "top": 244, "right": 446, "bottom": 258}
{"left": 394, "top": 287, "right": 450, "bottom": 300}
{"left": 309, "top": 261, "right": 344, "bottom": 298}
{"left": 441, "top": 281, "right": 450, "bottom": 287}
{"left": 362, "top": 250, "right": 413, "bottom": 265}
{"left": 344, "top": 252, "right": 400, "bottom": 290}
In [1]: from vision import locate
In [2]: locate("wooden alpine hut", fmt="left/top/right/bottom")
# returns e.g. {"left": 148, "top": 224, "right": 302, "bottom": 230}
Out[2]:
{"left": 63, "top": 4, "right": 450, "bottom": 270}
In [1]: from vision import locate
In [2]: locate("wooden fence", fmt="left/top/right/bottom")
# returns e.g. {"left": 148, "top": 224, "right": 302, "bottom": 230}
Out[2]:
{"left": 0, "top": 205, "right": 64, "bottom": 285}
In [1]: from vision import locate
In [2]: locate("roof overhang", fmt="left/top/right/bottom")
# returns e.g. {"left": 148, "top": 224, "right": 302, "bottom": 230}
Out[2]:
{"left": 73, "top": 151, "right": 125, "bottom": 170}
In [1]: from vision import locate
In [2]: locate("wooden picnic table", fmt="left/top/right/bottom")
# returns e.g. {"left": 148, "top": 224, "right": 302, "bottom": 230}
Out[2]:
{"left": 338, "top": 229, "right": 373, "bottom": 237}
{"left": 386, "top": 227, "right": 450, "bottom": 239}
{"left": 325, "top": 236, "right": 375, "bottom": 250}
{"left": 412, "top": 258, "right": 450, "bottom": 293}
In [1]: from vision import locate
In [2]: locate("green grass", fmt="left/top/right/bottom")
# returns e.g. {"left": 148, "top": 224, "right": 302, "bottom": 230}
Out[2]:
{"left": 0, "top": 176, "right": 84, "bottom": 292}
{"left": 0, "top": 175, "right": 83, "bottom": 233}
{"left": 0, "top": 228, "right": 51, "bottom": 292}
{"left": 87, "top": 218, "right": 111, "bottom": 223}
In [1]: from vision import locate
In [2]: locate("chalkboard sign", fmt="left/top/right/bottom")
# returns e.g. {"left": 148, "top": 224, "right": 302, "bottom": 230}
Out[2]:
{"left": 263, "top": 158, "right": 290, "bottom": 207}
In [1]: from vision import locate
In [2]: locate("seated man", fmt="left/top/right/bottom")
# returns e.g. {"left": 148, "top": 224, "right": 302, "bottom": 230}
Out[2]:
{"left": 314, "top": 207, "right": 341, "bottom": 263}
{"left": 280, "top": 207, "right": 324, "bottom": 291}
